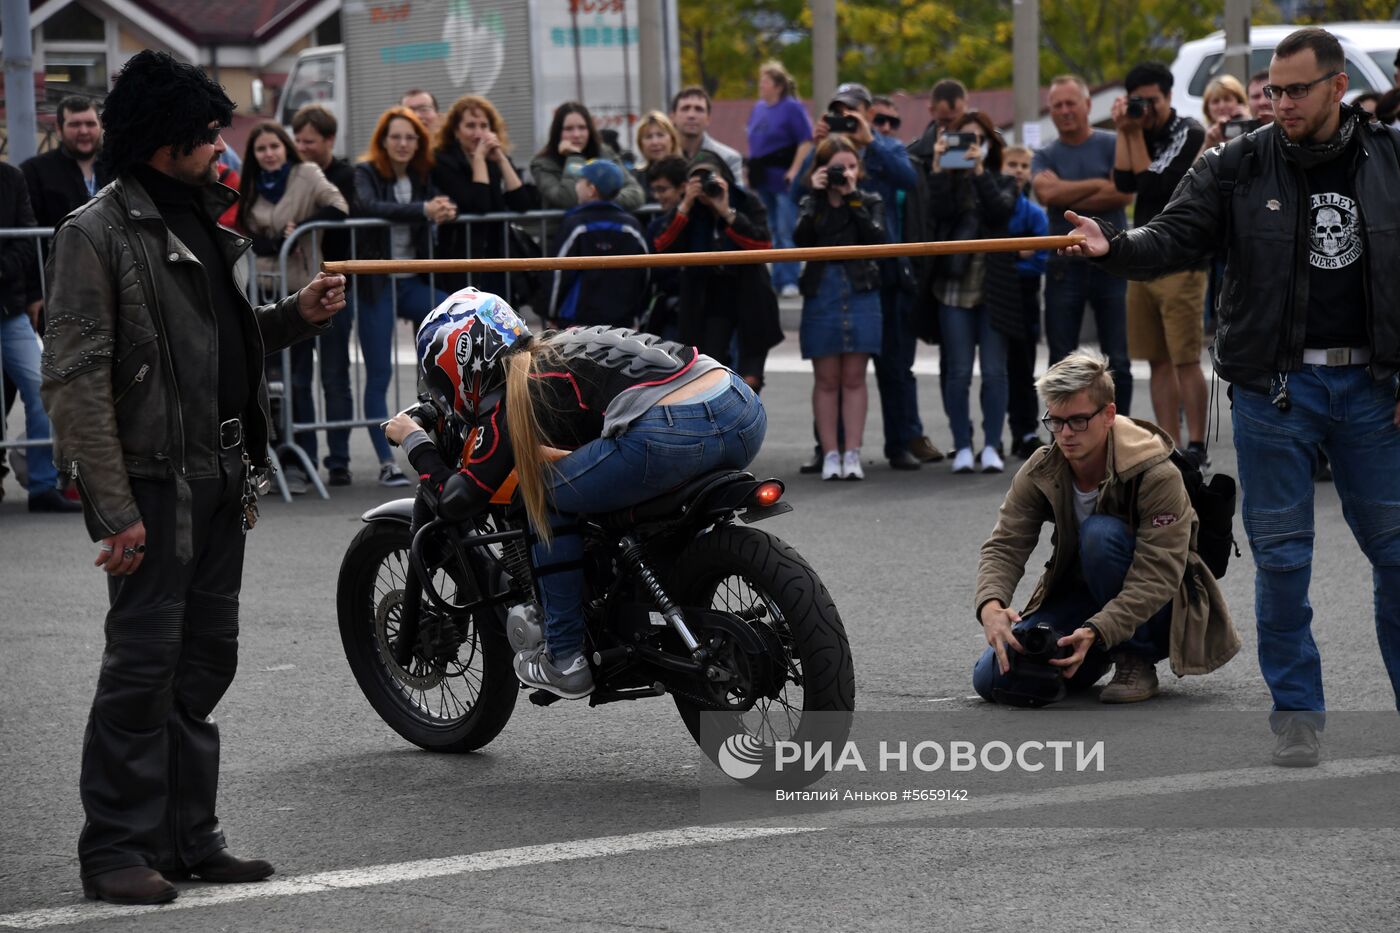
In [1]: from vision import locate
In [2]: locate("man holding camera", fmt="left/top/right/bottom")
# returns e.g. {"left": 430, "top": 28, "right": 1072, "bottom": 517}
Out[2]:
{"left": 1065, "top": 28, "right": 1400, "bottom": 765}
{"left": 973, "top": 350, "right": 1238, "bottom": 708}
{"left": 1112, "top": 63, "right": 1208, "bottom": 463}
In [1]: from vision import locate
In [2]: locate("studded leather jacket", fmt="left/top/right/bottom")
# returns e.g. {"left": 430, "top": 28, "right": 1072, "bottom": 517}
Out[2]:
{"left": 40, "top": 173, "right": 323, "bottom": 554}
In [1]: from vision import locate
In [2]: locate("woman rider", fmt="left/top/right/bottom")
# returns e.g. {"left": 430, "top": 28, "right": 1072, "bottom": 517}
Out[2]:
{"left": 383, "top": 289, "right": 768, "bottom": 699}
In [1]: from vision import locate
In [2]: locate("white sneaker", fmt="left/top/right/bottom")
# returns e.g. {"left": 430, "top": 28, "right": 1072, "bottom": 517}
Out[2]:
{"left": 951, "top": 448, "right": 975, "bottom": 474}
{"left": 841, "top": 449, "right": 864, "bottom": 480}
{"left": 979, "top": 446, "right": 1005, "bottom": 473}
{"left": 780, "top": 283, "right": 800, "bottom": 298}
{"left": 821, "top": 451, "right": 842, "bottom": 481}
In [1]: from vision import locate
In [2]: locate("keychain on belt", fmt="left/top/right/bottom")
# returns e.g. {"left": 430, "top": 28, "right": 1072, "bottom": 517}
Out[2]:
{"left": 1272, "top": 372, "right": 1291, "bottom": 412}
{"left": 240, "top": 452, "right": 266, "bottom": 533}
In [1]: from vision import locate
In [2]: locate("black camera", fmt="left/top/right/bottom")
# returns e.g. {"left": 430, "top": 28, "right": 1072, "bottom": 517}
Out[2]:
{"left": 991, "top": 622, "right": 1072, "bottom": 708}
{"left": 1126, "top": 96, "right": 1149, "bottom": 119}
{"left": 824, "top": 111, "right": 858, "bottom": 134}
{"left": 1222, "top": 117, "right": 1262, "bottom": 140}
{"left": 826, "top": 164, "right": 848, "bottom": 188}
{"left": 693, "top": 169, "right": 725, "bottom": 199}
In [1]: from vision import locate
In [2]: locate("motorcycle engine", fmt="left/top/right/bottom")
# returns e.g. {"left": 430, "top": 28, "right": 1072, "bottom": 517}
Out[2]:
{"left": 506, "top": 601, "right": 545, "bottom": 654}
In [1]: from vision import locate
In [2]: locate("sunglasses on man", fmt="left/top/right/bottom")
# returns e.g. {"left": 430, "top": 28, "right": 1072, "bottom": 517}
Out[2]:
{"left": 872, "top": 114, "right": 902, "bottom": 131}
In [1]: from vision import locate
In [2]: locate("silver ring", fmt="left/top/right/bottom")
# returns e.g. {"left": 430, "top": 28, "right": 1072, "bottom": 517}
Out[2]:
{"left": 122, "top": 546, "right": 137, "bottom": 558}
{"left": 99, "top": 544, "right": 114, "bottom": 552}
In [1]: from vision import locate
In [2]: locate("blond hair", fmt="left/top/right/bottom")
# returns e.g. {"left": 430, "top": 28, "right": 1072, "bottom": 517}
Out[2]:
{"left": 1003, "top": 144, "right": 1032, "bottom": 160}
{"left": 504, "top": 340, "right": 563, "bottom": 543}
{"left": 634, "top": 110, "right": 681, "bottom": 167}
{"left": 1035, "top": 348, "right": 1115, "bottom": 408}
{"left": 1201, "top": 75, "right": 1247, "bottom": 123}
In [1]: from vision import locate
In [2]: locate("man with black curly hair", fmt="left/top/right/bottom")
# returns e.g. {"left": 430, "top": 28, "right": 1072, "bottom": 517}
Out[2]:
{"left": 40, "top": 50, "right": 347, "bottom": 905}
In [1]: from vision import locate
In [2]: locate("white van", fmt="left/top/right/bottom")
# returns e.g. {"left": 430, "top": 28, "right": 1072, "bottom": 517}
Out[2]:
{"left": 1171, "top": 22, "right": 1399, "bottom": 119}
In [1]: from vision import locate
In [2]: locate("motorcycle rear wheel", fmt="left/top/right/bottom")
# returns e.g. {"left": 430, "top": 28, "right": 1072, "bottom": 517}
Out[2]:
{"left": 337, "top": 520, "right": 518, "bottom": 752}
{"left": 671, "top": 524, "right": 855, "bottom": 782}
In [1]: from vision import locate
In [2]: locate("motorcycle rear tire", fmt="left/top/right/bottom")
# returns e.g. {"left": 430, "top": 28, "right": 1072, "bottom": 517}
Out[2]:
{"left": 337, "top": 520, "right": 518, "bottom": 752}
{"left": 671, "top": 524, "right": 855, "bottom": 782}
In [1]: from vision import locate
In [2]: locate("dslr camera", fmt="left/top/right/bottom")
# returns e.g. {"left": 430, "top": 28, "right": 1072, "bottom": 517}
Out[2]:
{"left": 824, "top": 111, "right": 859, "bottom": 134}
{"left": 826, "top": 164, "right": 848, "bottom": 188}
{"left": 1222, "top": 117, "right": 1262, "bottom": 140}
{"left": 1125, "top": 96, "right": 1150, "bottom": 119}
{"left": 692, "top": 169, "right": 725, "bottom": 199}
{"left": 991, "top": 622, "right": 1072, "bottom": 708}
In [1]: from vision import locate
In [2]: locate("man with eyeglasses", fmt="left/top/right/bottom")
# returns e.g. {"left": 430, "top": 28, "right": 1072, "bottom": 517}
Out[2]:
{"left": 973, "top": 350, "right": 1238, "bottom": 708}
{"left": 1064, "top": 27, "right": 1400, "bottom": 767}
{"left": 1111, "top": 62, "right": 1209, "bottom": 467}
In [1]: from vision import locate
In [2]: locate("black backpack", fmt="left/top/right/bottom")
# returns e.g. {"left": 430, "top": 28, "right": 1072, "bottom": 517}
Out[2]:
{"left": 1131, "top": 449, "right": 1239, "bottom": 580}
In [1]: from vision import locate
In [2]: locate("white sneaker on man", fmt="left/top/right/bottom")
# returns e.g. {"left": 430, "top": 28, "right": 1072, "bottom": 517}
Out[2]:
{"left": 779, "top": 283, "right": 800, "bottom": 299}
{"left": 821, "top": 451, "right": 842, "bottom": 481}
{"left": 979, "top": 446, "right": 1005, "bottom": 473}
{"left": 951, "top": 448, "right": 975, "bottom": 474}
{"left": 841, "top": 449, "right": 864, "bottom": 480}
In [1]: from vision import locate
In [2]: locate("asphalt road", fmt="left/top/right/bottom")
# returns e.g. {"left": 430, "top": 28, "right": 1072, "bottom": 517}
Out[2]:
{"left": 2, "top": 346, "right": 1397, "bottom": 932}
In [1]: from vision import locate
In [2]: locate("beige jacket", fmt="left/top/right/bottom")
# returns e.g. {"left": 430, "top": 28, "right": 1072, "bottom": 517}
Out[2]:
{"left": 974, "top": 417, "right": 1240, "bottom": 676}
{"left": 242, "top": 162, "right": 347, "bottom": 292}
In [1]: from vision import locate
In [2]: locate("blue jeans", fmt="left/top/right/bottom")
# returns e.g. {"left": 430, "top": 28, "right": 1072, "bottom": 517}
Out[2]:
{"left": 304, "top": 295, "right": 355, "bottom": 471}
{"left": 874, "top": 283, "right": 924, "bottom": 459}
{"left": 0, "top": 313, "right": 58, "bottom": 494}
{"left": 1231, "top": 367, "right": 1400, "bottom": 716}
{"left": 938, "top": 303, "right": 1007, "bottom": 452}
{"left": 362, "top": 278, "right": 447, "bottom": 463}
{"left": 1043, "top": 257, "right": 1133, "bottom": 416}
{"left": 973, "top": 515, "right": 1172, "bottom": 705}
{"left": 532, "top": 373, "right": 767, "bottom": 657}
{"left": 757, "top": 188, "right": 799, "bottom": 291}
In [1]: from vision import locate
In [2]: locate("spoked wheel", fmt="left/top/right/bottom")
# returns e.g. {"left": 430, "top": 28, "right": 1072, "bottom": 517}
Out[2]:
{"left": 337, "top": 520, "right": 517, "bottom": 752}
{"left": 672, "top": 525, "right": 855, "bottom": 785}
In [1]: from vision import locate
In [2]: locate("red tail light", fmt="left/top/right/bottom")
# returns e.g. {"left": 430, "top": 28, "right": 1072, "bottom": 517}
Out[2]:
{"left": 753, "top": 481, "right": 784, "bottom": 507}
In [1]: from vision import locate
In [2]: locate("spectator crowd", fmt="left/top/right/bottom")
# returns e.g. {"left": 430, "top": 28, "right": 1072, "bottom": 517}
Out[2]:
{"left": 6, "top": 49, "right": 1398, "bottom": 499}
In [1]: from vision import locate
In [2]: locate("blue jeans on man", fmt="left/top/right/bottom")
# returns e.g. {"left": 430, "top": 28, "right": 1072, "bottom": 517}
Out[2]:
{"left": 0, "top": 313, "right": 59, "bottom": 496}
{"left": 973, "top": 515, "right": 1172, "bottom": 705}
{"left": 288, "top": 297, "right": 354, "bottom": 473}
{"left": 1043, "top": 257, "right": 1133, "bottom": 416}
{"left": 362, "top": 277, "right": 446, "bottom": 464}
{"left": 757, "top": 188, "right": 799, "bottom": 292}
{"left": 939, "top": 303, "right": 1008, "bottom": 453}
{"left": 531, "top": 374, "right": 767, "bottom": 657}
{"left": 874, "top": 281, "right": 924, "bottom": 460}
{"left": 1230, "top": 366, "right": 1400, "bottom": 720}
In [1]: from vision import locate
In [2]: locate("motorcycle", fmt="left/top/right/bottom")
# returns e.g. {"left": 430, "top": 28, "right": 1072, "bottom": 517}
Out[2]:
{"left": 336, "top": 400, "right": 856, "bottom": 783}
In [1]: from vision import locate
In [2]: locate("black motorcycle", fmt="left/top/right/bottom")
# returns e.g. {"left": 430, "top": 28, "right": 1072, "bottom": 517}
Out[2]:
{"left": 336, "top": 402, "right": 855, "bottom": 782}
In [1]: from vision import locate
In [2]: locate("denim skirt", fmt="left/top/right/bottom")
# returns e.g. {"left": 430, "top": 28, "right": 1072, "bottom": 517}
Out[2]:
{"left": 799, "top": 263, "right": 882, "bottom": 359}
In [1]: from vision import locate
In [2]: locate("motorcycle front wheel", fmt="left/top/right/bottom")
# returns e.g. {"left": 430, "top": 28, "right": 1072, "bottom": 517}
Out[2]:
{"left": 337, "top": 519, "right": 518, "bottom": 752}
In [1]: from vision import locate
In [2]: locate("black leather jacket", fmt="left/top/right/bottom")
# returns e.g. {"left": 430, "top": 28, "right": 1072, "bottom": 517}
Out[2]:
{"left": 1095, "top": 113, "right": 1400, "bottom": 391}
{"left": 40, "top": 173, "right": 323, "bottom": 552}
{"left": 793, "top": 189, "right": 885, "bottom": 296}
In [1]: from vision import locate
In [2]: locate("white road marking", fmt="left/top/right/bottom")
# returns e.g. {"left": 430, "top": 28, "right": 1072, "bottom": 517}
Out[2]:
{"left": 5, "top": 754, "right": 1395, "bottom": 929}
{"left": 0, "top": 827, "right": 816, "bottom": 930}
{"left": 736, "top": 753, "right": 1400, "bottom": 832}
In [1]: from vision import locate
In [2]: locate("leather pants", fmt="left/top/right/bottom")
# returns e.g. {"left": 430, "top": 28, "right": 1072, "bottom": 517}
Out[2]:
{"left": 78, "top": 448, "right": 247, "bottom": 878}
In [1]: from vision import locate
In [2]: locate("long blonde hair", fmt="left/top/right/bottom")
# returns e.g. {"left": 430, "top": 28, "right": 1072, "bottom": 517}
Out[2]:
{"left": 503, "top": 338, "right": 561, "bottom": 543}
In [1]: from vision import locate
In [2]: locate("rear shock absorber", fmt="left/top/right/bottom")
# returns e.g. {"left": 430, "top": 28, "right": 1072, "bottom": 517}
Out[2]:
{"left": 617, "top": 535, "right": 703, "bottom": 657}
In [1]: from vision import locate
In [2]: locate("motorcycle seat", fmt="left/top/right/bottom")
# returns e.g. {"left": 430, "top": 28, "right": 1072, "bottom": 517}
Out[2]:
{"left": 600, "top": 469, "right": 751, "bottom": 526}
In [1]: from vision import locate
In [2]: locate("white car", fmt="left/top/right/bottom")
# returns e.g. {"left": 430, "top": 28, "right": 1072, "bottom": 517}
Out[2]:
{"left": 1171, "top": 22, "right": 1399, "bottom": 120}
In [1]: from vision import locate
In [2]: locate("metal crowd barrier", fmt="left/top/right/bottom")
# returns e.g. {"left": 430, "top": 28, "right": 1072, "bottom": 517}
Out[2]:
{"left": 0, "top": 207, "right": 662, "bottom": 504}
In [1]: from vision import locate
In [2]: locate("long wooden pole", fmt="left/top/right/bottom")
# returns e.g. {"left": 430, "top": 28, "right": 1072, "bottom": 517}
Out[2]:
{"left": 321, "top": 234, "right": 1084, "bottom": 276}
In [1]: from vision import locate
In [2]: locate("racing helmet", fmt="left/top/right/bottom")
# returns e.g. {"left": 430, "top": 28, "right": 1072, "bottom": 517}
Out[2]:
{"left": 415, "top": 288, "right": 531, "bottom": 422}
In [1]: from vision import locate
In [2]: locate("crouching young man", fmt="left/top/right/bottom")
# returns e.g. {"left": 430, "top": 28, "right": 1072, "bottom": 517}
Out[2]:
{"left": 972, "top": 350, "right": 1239, "bottom": 706}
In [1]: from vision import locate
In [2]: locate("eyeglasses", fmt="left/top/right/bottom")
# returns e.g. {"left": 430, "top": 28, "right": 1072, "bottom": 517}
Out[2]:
{"left": 1040, "top": 404, "right": 1106, "bottom": 434}
{"left": 872, "top": 114, "right": 902, "bottom": 130}
{"left": 1262, "top": 71, "right": 1339, "bottom": 100}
